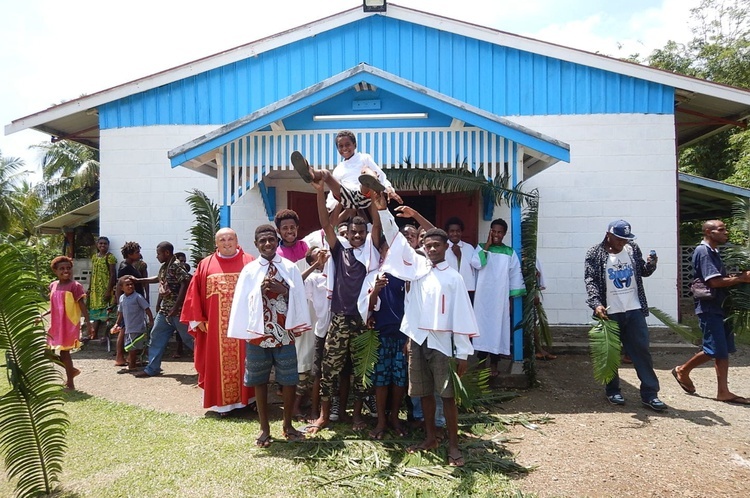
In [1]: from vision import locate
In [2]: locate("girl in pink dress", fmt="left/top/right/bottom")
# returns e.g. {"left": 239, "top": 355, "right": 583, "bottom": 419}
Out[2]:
{"left": 46, "top": 256, "right": 93, "bottom": 389}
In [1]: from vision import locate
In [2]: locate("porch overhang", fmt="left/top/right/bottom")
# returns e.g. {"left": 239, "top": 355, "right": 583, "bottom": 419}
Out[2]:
{"left": 679, "top": 172, "right": 750, "bottom": 221}
{"left": 35, "top": 200, "right": 99, "bottom": 235}
{"left": 168, "top": 63, "right": 570, "bottom": 176}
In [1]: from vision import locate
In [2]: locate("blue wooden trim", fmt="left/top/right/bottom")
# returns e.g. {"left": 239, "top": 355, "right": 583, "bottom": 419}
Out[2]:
{"left": 171, "top": 67, "right": 569, "bottom": 168}
{"left": 510, "top": 142, "right": 524, "bottom": 362}
{"left": 482, "top": 191, "right": 494, "bottom": 221}
{"left": 169, "top": 76, "right": 357, "bottom": 168}
{"left": 258, "top": 181, "right": 276, "bottom": 221}
{"left": 219, "top": 206, "right": 231, "bottom": 227}
{"left": 363, "top": 73, "right": 571, "bottom": 162}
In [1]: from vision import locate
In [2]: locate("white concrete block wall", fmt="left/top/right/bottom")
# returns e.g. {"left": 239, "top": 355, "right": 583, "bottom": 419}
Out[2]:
{"left": 101, "top": 125, "right": 223, "bottom": 304}
{"left": 513, "top": 113, "right": 678, "bottom": 326}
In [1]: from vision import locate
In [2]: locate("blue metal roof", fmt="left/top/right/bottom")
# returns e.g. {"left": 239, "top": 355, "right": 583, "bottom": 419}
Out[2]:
{"left": 101, "top": 15, "right": 673, "bottom": 130}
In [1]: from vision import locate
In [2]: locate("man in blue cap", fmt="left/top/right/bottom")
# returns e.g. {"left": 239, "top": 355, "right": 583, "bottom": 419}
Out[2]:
{"left": 584, "top": 220, "right": 666, "bottom": 411}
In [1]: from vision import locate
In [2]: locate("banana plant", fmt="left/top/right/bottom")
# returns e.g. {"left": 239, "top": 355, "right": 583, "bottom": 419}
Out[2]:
{"left": 0, "top": 244, "right": 69, "bottom": 497}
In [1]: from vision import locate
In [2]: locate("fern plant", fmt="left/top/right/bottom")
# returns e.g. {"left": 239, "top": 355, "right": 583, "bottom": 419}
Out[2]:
{"left": 185, "top": 189, "right": 220, "bottom": 268}
{"left": 0, "top": 244, "right": 69, "bottom": 497}
{"left": 588, "top": 317, "right": 621, "bottom": 384}
{"left": 351, "top": 328, "right": 380, "bottom": 389}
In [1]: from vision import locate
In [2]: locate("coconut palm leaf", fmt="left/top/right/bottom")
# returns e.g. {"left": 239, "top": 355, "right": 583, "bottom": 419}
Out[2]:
{"left": 385, "top": 161, "right": 533, "bottom": 208}
{"left": 648, "top": 307, "right": 702, "bottom": 344}
{"left": 588, "top": 317, "right": 621, "bottom": 384}
{"left": 185, "top": 189, "right": 220, "bottom": 268}
{"left": 449, "top": 356, "right": 491, "bottom": 410}
{"left": 0, "top": 244, "right": 69, "bottom": 497}
{"left": 351, "top": 328, "right": 380, "bottom": 389}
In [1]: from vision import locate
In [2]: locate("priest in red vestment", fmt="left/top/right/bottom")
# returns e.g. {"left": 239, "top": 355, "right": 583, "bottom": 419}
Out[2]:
{"left": 181, "top": 228, "right": 255, "bottom": 415}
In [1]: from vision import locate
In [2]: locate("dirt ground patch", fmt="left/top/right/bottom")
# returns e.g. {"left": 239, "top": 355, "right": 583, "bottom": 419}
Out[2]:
{"left": 70, "top": 340, "right": 750, "bottom": 497}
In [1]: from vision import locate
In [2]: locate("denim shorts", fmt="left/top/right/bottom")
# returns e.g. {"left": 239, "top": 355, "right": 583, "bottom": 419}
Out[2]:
{"left": 698, "top": 312, "right": 735, "bottom": 359}
{"left": 244, "top": 343, "right": 299, "bottom": 387}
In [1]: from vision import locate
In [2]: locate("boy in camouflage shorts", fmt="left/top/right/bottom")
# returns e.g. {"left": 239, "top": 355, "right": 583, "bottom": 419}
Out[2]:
{"left": 306, "top": 174, "right": 382, "bottom": 435}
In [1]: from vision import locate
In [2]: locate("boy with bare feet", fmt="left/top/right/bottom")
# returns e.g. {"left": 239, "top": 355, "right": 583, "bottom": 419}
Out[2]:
{"left": 673, "top": 219, "right": 750, "bottom": 405}
{"left": 291, "top": 130, "right": 402, "bottom": 210}
{"left": 228, "top": 225, "right": 311, "bottom": 447}
{"left": 375, "top": 195, "right": 479, "bottom": 467}
{"left": 306, "top": 174, "right": 382, "bottom": 435}
{"left": 367, "top": 269, "right": 409, "bottom": 440}
{"left": 114, "top": 276, "right": 153, "bottom": 372}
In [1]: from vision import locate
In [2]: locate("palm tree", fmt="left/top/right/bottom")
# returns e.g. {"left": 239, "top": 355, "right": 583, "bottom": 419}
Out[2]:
{"left": 0, "top": 150, "right": 28, "bottom": 235}
{"left": 32, "top": 140, "right": 99, "bottom": 217}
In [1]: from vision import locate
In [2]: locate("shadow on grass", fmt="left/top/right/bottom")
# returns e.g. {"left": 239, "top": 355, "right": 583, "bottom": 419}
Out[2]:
{"left": 249, "top": 421, "right": 531, "bottom": 495}
{"left": 62, "top": 389, "right": 93, "bottom": 403}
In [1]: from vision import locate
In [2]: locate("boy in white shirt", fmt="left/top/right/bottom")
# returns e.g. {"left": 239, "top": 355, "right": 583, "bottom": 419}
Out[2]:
{"left": 291, "top": 130, "right": 402, "bottom": 210}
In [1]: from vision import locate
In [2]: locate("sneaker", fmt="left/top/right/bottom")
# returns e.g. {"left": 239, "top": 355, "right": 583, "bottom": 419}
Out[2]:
{"left": 642, "top": 397, "right": 668, "bottom": 412}
{"left": 329, "top": 396, "right": 340, "bottom": 422}
{"left": 363, "top": 395, "right": 378, "bottom": 418}
{"left": 607, "top": 393, "right": 626, "bottom": 405}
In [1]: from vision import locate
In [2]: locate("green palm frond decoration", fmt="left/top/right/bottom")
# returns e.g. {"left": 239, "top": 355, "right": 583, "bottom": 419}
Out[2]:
{"left": 588, "top": 317, "right": 621, "bottom": 384}
{"left": 449, "top": 357, "right": 491, "bottom": 409}
{"left": 649, "top": 307, "right": 702, "bottom": 344}
{"left": 0, "top": 244, "right": 69, "bottom": 497}
{"left": 185, "top": 189, "right": 220, "bottom": 268}
{"left": 385, "top": 160, "right": 533, "bottom": 207}
{"left": 351, "top": 328, "right": 380, "bottom": 389}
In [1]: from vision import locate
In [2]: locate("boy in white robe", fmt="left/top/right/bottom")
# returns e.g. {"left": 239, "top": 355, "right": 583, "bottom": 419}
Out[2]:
{"left": 444, "top": 216, "right": 477, "bottom": 301}
{"left": 376, "top": 197, "right": 478, "bottom": 468}
{"left": 470, "top": 218, "right": 526, "bottom": 375}
{"left": 227, "top": 224, "right": 311, "bottom": 447}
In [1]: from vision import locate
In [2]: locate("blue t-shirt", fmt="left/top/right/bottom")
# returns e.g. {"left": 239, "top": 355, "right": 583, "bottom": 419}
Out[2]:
{"left": 693, "top": 242, "right": 726, "bottom": 315}
{"left": 119, "top": 292, "right": 150, "bottom": 333}
{"left": 373, "top": 273, "right": 406, "bottom": 337}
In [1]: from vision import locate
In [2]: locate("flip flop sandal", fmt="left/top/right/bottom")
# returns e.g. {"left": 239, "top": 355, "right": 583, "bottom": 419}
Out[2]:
{"left": 255, "top": 434, "right": 273, "bottom": 448}
{"left": 283, "top": 430, "right": 305, "bottom": 442}
{"left": 671, "top": 367, "right": 696, "bottom": 394}
{"left": 291, "top": 151, "right": 314, "bottom": 183}
{"left": 358, "top": 174, "right": 386, "bottom": 193}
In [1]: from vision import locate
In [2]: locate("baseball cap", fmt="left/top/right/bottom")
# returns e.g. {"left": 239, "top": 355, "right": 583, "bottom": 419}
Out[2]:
{"left": 607, "top": 220, "right": 636, "bottom": 240}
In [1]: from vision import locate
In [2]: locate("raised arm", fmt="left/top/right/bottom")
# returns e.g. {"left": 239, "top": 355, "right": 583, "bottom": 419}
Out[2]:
{"left": 369, "top": 194, "right": 382, "bottom": 250}
{"left": 312, "top": 179, "right": 339, "bottom": 249}
{"left": 394, "top": 205, "right": 434, "bottom": 231}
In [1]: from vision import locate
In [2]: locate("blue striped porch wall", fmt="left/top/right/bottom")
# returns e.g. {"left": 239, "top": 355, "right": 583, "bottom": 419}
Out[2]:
{"left": 99, "top": 16, "right": 674, "bottom": 129}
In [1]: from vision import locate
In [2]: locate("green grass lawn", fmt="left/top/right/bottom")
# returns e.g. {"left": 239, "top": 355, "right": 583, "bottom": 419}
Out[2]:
{"left": 0, "top": 368, "right": 539, "bottom": 497}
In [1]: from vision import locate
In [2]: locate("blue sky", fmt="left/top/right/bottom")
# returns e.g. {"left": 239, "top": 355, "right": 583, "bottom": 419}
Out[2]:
{"left": 0, "top": 0, "right": 700, "bottom": 174}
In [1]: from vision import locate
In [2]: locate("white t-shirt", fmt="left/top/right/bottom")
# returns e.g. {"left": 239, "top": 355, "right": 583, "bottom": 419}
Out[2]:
{"left": 605, "top": 248, "right": 641, "bottom": 314}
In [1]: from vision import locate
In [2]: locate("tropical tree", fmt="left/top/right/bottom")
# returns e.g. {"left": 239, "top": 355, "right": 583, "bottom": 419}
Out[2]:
{"left": 646, "top": 0, "right": 750, "bottom": 185}
{"left": 0, "top": 244, "right": 69, "bottom": 497}
{"left": 32, "top": 140, "right": 100, "bottom": 217}
{"left": 0, "top": 150, "right": 28, "bottom": 236}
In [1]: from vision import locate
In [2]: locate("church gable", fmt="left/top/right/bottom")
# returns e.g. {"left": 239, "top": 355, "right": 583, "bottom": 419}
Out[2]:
{"left": 99, "top": 15, "right": 673, "bottom": 130}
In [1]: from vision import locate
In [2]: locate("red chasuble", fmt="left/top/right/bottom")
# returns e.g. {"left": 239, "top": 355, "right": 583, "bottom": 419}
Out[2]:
{"left": 181, "top": 248, "right": 255, "bottom": 412}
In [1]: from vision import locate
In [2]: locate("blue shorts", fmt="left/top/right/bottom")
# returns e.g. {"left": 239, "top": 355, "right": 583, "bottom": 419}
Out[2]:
{"left": 698, "top": 312, "right": 735, "bottom": 360}
{"left": 372, "top": 333, "right": 407, "bottom": 388}
{"left": 244, "top": 343, "right": 299, "bottom": 387}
